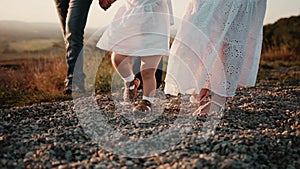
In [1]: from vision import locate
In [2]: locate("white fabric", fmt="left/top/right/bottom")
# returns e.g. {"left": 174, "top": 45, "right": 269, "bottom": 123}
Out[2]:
{"left": 142, "top": 95, "right": 154, "bottom": 104}
{"left": 123, "top": 74, "right": 135, "bottom": 82}
{"left": 96, "top": 0, "right": 173, "bottom": 56}
{"left": 165, "top": 0, "right": 267, "bottom": 97}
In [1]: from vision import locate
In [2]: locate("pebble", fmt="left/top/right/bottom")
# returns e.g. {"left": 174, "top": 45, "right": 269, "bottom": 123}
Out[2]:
{"left": 24, "top": 151, "right": 34, "bottom": 158}
{"left": 125, "top": 160, "right": 134, "bottom": 166}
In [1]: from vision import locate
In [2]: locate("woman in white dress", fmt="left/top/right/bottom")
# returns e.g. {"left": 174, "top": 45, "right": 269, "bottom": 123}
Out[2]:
{"left": 97, "top": 0, "right": 173, "bottom": 112}
{"left": 165, "top": 0, "right": 267, "bottom": 114}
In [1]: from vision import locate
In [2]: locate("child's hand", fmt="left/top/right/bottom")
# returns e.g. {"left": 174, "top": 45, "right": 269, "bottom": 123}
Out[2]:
{"left": 99, "top": 0, "right": 116, "bottom": 11}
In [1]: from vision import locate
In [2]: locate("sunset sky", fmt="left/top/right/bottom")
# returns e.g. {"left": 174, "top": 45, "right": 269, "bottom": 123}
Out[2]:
{"left": 0, "top": 0, "right": 300, "bottom": 29}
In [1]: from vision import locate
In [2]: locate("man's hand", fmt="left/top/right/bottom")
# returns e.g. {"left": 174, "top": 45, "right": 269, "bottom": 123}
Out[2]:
{"left": 99, "top": 0, "right": 116, "bottom": 11}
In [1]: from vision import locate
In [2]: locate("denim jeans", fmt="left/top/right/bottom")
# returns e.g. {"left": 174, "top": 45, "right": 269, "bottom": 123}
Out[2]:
{"left": 54, "top": 0, "right": 93, "bottom": 89}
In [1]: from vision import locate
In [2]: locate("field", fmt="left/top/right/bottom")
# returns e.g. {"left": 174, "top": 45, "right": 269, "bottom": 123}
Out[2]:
{"left": 0, "top": 19, "right": 299, "bottom": 168}
{"left": 1, "top": 39, "right": 299, "bottom": 109}
{"left": 0, "top": 21, "right": 99, "bottom": 108}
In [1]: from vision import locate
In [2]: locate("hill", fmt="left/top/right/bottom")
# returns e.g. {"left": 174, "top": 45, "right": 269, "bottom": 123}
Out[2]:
{"left": 0, "top": 15, "right": 299, "bottom": 61}
{"left": 263, "top": 15, "right": 300, "bottom": 54}
{"left": 0, "top": 21, "right": 97, "bottom": 60}
{"left": 0, "top": 21, "right": 62, "bottom": 42}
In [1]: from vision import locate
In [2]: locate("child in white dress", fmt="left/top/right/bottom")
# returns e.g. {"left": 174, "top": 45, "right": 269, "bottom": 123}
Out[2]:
{"left": 97, "top": 0, "right": 173, "bottom": 112}
{"left": 165, "top": 0, "right": 267, "bottom": 114}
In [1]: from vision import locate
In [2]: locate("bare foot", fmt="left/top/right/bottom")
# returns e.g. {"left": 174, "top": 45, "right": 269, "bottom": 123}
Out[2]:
{"left": 193, "top": 100, "right": 225, "bottom": 116}
{"left": 190, "top": 88, "right": 209, "bottom": 103}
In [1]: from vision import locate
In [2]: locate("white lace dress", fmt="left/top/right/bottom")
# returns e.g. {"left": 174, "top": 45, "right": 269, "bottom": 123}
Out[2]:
{"left": 165, "top": 0, "right": 267, "bottom": 97}
{"left": 97, "top": 0, "right": 173, "bottom": 56}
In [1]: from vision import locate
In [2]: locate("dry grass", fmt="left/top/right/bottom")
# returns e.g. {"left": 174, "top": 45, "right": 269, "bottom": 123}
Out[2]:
{"left": 3, "top": 56, "right": 65, "bottom": 91}
{"left": 0, "top": 52, "right": 69, "bottom": 108}
{"left": 1, "top": 47, "right": 298, "bottom": 108}
{"left": 258, "top": 49, "right": 300, "bottom": 84}
{"left": 8, "top": 39, "right": 61, "bottom": 53}
{"left": 0, "top": 45, "right": 114, "bottom": 108}
{"left": 261, "top": 49, "right": 297, "bottom": 62}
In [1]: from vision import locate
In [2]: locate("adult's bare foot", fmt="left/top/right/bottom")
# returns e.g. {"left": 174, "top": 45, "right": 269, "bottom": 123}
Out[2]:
{"left": 190, "top": 88, "right": 209, "bottom": 103}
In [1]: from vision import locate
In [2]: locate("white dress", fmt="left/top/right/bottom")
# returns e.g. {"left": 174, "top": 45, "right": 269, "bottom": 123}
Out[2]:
{"left": 165, "top": 0, "right": 267, "bottom": 97}
{"left": 97, "top": 0, "right": 174, "bottom": 57}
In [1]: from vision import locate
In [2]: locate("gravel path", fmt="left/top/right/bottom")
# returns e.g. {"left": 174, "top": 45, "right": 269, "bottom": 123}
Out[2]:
{"left": 0, "top": 80, "right": 299, "bottom": 169}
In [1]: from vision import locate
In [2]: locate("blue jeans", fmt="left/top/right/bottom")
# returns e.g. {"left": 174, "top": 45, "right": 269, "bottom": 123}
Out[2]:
{"left": 54, "top": 0, "right": 93, "bottom": 89}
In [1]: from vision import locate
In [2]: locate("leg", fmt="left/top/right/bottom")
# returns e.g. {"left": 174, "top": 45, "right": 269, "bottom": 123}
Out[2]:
{"left": 193, "top": 92, "right": 227, "bottom": 116}
{"left": 132, "top": 57, "right": 142, "bottom": 89}
{"left": 132, "top": 57, "right": 163, "bottom": 89}
{"left": 111, "top": 52, "right": 134, "bottom": 79}
{"left": 64, "top": 0, "right": 93, "bottom": 94}
{"left": 112, "top": 53, "right": 140, "bottom": 101}
{"left": 133, "top": 55, "right": 162, "bottom": 112}
{"left": 203, "top": 93, "right": 227, "bottom": 114}
{"left": 199, "top": 88, "right": 209, "bottom": 100}
{"left": 190, "top": 88, "right": 209, "bottom": 103}
{"left": 54, "top": 0, "right": 69, "bottom": 36}
{"left": 140, "top": 56, "right": 162, "bottom": 98}
{"left": 155, "top": 58, "right": 163, "bottom": 88}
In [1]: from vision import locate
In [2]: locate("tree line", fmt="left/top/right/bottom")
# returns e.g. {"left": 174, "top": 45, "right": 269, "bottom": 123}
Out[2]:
{"left": 263, "top": 15, "right": 300, "bottom": 55}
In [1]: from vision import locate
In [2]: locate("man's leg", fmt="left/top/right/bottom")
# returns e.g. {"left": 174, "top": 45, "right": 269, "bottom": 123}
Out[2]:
{"left": 155, "top": 58, "right": 163, "bottom": 88}
{"left": 54, "top": 0, "right": 69, "bottom": 36}
{"left": 64, "top": 0, "right": 93, "bottom": 94}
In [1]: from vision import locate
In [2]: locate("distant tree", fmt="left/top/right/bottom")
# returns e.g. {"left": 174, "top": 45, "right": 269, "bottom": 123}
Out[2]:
{"left": 263, "top": 15, "right": 300, "bottom": 54}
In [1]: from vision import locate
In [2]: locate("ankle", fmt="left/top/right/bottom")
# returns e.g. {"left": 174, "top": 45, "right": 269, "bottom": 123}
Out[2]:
{"left": 142, "top": 95, "right": 154, "bottom": 104}
{"left": 123, "top": 74, "right": 135, "bottom": 83}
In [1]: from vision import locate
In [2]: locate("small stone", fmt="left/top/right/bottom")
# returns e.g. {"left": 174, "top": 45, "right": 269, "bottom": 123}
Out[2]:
{"left": 65, "top": 150, "right": 72, "bottom": 161}
{"left": 145, "top": 161, "right": 155, "bottom": 167}
{"left": 90, "top": 157, "right": 99, "bottom": 163}
{"left": 125, "top": 160, "right": 134, "bottom": 166}
{"left": 220, "top": 159, "right": 235, "bottom": 169}
{"left": 95, "top": 164, "right": 107, "bottom": 169}
{"left": 58, "top": 164, "right": 69, "bottom": 169}
{"left": 212, "top": 144, "right": 221, "bottom": 152}
{"left": 24, "top": 151, "right": 34, "bottom": 158}
{"left": 30, "top": 124, "right": 39, "bottom": 130}
{"left": 1, "top": 159, "right": 7, "bottom": 165}
{"left": 282, "top": 130, "right": 288, "bottom": 136}
{"left": 287, "top": 165, "right": 296, "bottom": 169}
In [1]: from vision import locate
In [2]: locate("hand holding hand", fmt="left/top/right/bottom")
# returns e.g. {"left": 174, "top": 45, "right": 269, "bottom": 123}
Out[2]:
{"left": 99, "top": 0, "right": 116, "bottom": 11}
